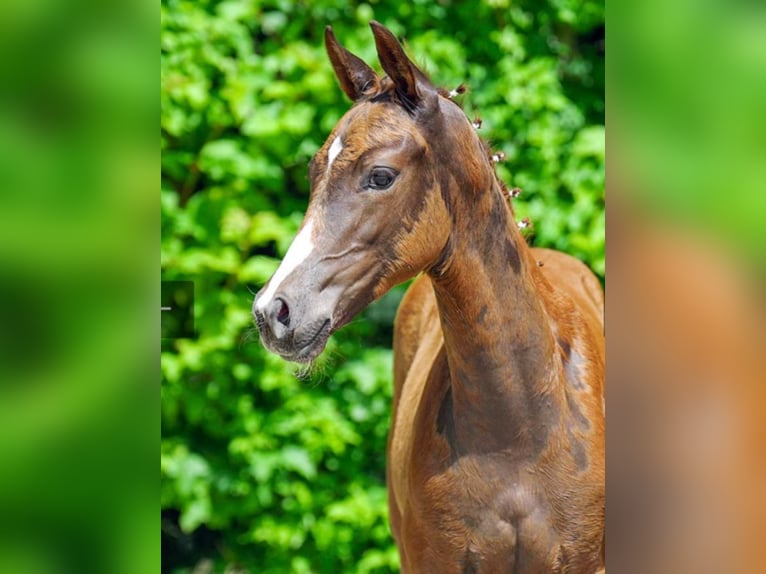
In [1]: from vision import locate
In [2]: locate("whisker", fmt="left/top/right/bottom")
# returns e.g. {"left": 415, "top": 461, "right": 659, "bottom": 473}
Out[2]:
{"left": 238, "top": 327, "right": 260, "bottom": 350}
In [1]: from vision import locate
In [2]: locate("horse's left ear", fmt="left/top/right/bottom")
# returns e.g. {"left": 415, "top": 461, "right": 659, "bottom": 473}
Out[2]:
{"left": 370, "top": 21, "right": 434, "bottom": 112}
{"left": 325, "top": 26, "right": 379, "bottom": 101}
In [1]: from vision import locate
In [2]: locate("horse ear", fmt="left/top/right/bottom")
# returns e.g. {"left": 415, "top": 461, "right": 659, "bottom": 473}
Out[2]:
{"left": 369, "top": 21, "right": 425, "bottom": 111}
{"left": 325, "top": 26, "right": 379, "bottom": 101}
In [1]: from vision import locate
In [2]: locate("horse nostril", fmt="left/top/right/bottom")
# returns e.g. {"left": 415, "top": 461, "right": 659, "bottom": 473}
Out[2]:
{"left": 275, "top": 297, "right": 290, "bottom": 327}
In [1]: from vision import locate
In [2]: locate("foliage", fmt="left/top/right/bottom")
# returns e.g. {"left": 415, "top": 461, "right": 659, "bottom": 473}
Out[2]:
{"left": 161, "top": 0, "right": 604, "bottom": 572}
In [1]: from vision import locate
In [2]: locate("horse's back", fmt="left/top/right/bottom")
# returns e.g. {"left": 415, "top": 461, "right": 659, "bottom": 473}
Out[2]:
{"left": 532, "top": 247, "right": 604, "bottom": 329}
{"left": 390, "top": 274, "right": 442, "bottom": 553}
{"left": 392, "top": 275, "right": 440, "bottom": 392}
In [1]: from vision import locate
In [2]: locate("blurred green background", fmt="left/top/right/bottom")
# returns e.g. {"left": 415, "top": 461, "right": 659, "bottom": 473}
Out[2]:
{"left": 161, "top": 1, "right": 604, "bottom": 572}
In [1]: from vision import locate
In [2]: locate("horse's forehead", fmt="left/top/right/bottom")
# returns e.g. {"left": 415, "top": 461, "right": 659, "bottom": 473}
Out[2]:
{"left": 338, "top": 102, "right": 419, "bottom": 144}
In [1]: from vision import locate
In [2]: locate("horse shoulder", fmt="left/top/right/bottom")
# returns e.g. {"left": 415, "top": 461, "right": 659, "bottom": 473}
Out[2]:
{"left": 531, "top": 246, "right": 605, "bottom": 424}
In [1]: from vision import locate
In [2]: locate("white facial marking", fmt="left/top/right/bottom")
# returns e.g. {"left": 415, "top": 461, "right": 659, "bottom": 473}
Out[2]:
{"left": 327, "top": 136, "right": 343, "bottom": 172}
{"left": 256, "top": 220, "right": 315, "bottom": 310}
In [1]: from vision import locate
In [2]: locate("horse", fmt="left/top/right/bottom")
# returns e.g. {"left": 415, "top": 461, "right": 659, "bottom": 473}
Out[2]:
{"left": 253, "top": 21, "right": 605, "bottom": 573}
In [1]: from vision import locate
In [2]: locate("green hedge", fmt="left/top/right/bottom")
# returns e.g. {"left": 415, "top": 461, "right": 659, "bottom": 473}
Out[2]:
{"left": 161, "top": 1, "right": 604, "bottom": 572}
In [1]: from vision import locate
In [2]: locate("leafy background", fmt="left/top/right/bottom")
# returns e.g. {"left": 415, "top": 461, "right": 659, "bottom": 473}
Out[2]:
{"left": 161, "top": 0, "right": 604, "bottom": 572}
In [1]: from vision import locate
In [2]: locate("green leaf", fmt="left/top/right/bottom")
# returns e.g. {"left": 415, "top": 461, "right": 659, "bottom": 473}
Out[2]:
{"left": 281, "top": 446, "right": 316, "bottom": 479}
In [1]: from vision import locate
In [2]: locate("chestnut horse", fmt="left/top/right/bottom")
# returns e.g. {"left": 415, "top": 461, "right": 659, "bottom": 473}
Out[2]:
{"left": 253, "top": 22, "right": 605, "bottom": 573}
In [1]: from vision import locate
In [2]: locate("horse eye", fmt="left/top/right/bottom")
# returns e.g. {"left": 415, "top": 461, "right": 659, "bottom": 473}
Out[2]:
{"left": 366, "top": 167, "right": 398, "bottom": 191}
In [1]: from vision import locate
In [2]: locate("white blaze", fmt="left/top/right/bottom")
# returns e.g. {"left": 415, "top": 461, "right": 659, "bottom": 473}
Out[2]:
{"left": 255, "top": 219, "right": 315, "bottom": 310}
{"left": 327, "top": 136, "right": 343, "bottom": 172}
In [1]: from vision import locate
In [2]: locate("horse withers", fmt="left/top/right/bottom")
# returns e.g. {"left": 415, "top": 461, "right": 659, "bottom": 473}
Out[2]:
{"left": 253, "top": 22, "right": 605, "bottom": 574}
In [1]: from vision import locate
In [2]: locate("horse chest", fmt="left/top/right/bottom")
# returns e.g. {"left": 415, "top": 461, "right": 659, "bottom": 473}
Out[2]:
{"left": 400, "top": 455, "right": 570, "bottom": 573}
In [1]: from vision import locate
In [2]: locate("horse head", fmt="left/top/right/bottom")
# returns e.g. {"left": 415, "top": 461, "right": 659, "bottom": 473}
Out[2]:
{"left": 254, "top": 22, "right": 494, "bottom": 362}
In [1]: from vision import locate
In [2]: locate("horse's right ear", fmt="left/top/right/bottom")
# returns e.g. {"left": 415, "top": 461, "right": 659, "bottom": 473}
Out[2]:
{"left": 325, "top": 26, "right": 379, "bottom": 101}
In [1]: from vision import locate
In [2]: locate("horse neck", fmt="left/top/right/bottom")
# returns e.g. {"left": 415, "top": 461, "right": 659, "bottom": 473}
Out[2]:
{"left": 429, "top": 177, "right": 561, "bottom": 457}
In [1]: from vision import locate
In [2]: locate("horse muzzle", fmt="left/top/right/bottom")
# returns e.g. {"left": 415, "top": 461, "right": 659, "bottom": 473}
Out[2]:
{"left": 253, "top": 290, "right": 333, "bottom": 363}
